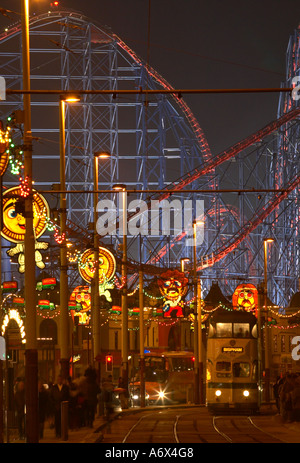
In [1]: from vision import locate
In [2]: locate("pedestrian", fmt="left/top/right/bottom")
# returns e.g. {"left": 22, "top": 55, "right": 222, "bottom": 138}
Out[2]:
{"left": 14, "top": 380, "right": 25, "bottom": 439}
{"left": 84, "top": 367, "right": 100, "bottom": 427}
{"left": 38, "top": 381, "right": 49, "bottom": 439}
{"left": 50, "top": 375, "right": 69, "bottom": 438}
{"left": 117, "top": 376, "right": 129, "bottom": 410}
{"left": 102, "top": 375, "right": 114, "bottom": 420}
{"left": 273, "top": 376, "right": 283, "bottom": 411}
{"left": 291, "top": 376, "right": 300, "bottom": 421}
{"left": 279, "top": 374, "right": 295, "bottom": 422}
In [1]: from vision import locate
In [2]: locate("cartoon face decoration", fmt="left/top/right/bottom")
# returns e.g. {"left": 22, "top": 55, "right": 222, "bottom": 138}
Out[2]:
{"left": 69, "top": 285, "right": 91, "bottom": 325}
{"left": 1, "top": 186, "right": 49, "bottom": 243}
{"left": 79, "top": 247, "right": 116, "bottom": 284}
{"left": 157, "top": 269, "right": 188, "bottom": 318}
{"left": 232, "top": 283, "right": 258, "bottom": 316}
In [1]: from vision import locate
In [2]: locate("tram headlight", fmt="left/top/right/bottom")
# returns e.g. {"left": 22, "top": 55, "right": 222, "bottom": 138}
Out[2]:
{"left": 243, "top": 390, "right": 250, "bottom": 397}
{"left": 215, "top": 390, "right": 222, "bottom": 397}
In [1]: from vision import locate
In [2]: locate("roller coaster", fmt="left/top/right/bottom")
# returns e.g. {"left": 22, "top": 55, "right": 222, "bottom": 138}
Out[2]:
{"left": 0, "top": 7, "right": 299, "bottom": 306}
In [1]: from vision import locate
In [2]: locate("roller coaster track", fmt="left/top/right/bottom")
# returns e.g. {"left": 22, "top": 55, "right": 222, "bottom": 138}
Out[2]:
{"left": 197, "top": 171, "right": 300, "bottom": 271}
{"left": 2, "top": 11, "right": 300, "bottom": 277}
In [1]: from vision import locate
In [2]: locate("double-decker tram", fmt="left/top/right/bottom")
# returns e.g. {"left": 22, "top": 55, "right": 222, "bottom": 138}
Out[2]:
{"left": 206, "top": 308, "right": 259, "bottom": 413}
{"left": 130, "top": 351, "right": 194, "bottom": 405}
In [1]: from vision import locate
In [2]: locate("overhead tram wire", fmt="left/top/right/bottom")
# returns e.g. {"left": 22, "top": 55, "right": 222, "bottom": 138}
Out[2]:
{"left": 6, "top": 87, "right": 295, "bottom": 97}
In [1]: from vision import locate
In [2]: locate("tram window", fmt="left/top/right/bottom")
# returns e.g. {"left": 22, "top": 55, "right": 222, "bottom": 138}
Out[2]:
{"left": 233, "top": 362, "right": 250, "bottom": 377}
{"left": 233, "top": 323, "right": 250, "bottom": 338}
{"left": 216, "top": 323, "right": 232, "bottom": 337}
{"left": 216, "top": 361, "right": 231, "bottom": 371}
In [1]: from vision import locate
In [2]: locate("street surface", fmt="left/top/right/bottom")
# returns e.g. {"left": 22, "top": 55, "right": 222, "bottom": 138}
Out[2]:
{"left": 99, "top": 406, "right": 300, "bottom": 444}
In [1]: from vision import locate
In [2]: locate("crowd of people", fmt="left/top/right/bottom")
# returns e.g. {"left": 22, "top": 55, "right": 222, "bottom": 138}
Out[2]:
{"left": 273, "top": 373, "right": 300, "bottom": 422}
{"left": 13, "top": 366, "right": 121, "bottom": 440}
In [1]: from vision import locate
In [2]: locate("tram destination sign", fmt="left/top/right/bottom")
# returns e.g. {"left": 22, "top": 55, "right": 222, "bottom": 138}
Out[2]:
{"left": 222, "top": 346, "right": 243, "bottom": 353}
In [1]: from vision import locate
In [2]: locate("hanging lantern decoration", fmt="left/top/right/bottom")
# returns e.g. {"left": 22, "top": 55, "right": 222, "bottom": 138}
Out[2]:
{"left": 1, "top": 186, "right": 50, "bottom": 273}
{"left": 232, "top": 283, "right": 258, "bottom": 317}
{"left": 78, "top": 247, "right": 116, "bottom": 302}
{"left": 157, "top": 269, "right": 188, "bottom": 318}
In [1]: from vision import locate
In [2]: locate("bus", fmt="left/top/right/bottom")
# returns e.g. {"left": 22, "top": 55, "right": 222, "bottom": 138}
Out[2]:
{"left": 130, "top": 351, "right": 195, "bottom": 405}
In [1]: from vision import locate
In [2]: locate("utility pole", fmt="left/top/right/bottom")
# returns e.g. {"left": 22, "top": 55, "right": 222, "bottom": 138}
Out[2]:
{"left": 22, "top": 0, "right": 39, "bottom": 443}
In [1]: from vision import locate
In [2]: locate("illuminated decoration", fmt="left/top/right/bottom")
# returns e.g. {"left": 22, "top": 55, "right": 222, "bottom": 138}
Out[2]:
{"left": 12, "top": 297, "right": 25, "bottom": 308}
{"left": 157, "top": 269, "right": 188, "bottom": 318}
{"left": 1, "top": 309, "right": 26, "bottom": 344}
{"left": 2, "top": 281, "right": 18, "bottom": 293}
{"left": 232, "top": 283, "right": 258, "bottom": 316}
{"left": 69, "top": 285, "right": 91, "bottom": 325}
{"left": 0, "top": 120, "right": 10, "bottom": 176}
{"left": 36, "top": 278, "right": 57, "bottom": 291}
{"left": 188, "top": 312, "right": 209, "bottom": 331}
{"left": 38, "top": 300, "right": 55, "bottom": 310}
{"left": 2, "top": 187, "right": 50, "bottom": 273}
{"left": 78, "top": 247, "right": 116, "bottom": 302}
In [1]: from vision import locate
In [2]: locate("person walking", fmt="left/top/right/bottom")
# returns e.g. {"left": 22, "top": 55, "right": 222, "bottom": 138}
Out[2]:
{"left": 14, "top": 380, "right": 25, "bottom": 439}
{"left": 84, "top": 367, "right": 100, "bottom": 427}
{"left": 50, "top": 375, "right": 69, "bottom": 438}
{"left": 38, "top": 381, "right": 49, "bottom": 439}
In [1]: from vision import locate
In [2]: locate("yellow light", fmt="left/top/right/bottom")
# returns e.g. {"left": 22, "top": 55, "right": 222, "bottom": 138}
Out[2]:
{"left": 95, "top": 151, "right": 111, "bottom": 159}
{"left": 64, "top": 96, "right": 80, "bottom": 103}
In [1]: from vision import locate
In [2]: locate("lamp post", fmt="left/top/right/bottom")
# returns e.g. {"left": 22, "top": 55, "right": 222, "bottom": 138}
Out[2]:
{"left": 193, "top": 221, "right": 200, "bottom": 404}
{"left": 139, "top": 266, "right": 145, "bottom": 407}
{"left": 21, "top": 0, "right": 39, "bottom": 443}
{"left": 263, "top": 237, "right": 274, "bottom": 403}
{"left": 93, "top": 151, "right": 110, "bottom": 378}
{"left": 113, "top": 184, "right": 128, "bottom": 404}
{"left": 59, "top": 94, "right": 80, "bottom": 380}
{"left": 193, "top": 221, "right": 205, "bottom": 405}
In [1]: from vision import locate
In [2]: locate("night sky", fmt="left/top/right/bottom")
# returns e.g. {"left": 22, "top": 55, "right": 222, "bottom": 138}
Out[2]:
{"left": 0, "top": 0, "right": 299, "bottom": 155}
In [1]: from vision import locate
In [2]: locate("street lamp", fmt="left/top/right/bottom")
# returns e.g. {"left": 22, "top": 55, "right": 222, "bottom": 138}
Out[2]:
{"left": 192, "top": 221, "right": 204, "bottom": 404}
{"left": 112, "top": 183, "right": 128, "bottom": 404}
{"left": 263, "top": 237, "right": 274, "bottom": 403}
{"left": 180, "top": 257, "right": 190, "bottom": 273}
{"left": 93, "top": 151, "right": 111, "bottom": 377}
{"left": 59, "top": 94, "right": 80, "bottom": 380}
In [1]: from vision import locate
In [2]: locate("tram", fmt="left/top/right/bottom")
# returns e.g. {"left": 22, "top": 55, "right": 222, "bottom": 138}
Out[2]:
{"left": 130, "top": 351, "right": 194, "bottom": 405}
{"left": 206, "top": 308, "right": 259, "bottom": 413}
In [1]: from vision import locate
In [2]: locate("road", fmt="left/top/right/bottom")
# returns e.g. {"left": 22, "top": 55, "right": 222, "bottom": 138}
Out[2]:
{"left": 99, "top": 406, "right": 300, "bottom": 444}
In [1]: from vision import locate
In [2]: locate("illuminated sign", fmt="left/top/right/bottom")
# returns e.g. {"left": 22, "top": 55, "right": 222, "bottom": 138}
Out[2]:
{"left": 222, "top": 347, "right": 244, "bottom": 353}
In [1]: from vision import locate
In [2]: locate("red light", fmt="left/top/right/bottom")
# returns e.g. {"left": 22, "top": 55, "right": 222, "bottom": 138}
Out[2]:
{"left": 107, "top": 356, "right": 112, "bottom": 362}
{"left": 51, "top": 1, "right": 59, "bottom": 6}
{"left": 192, "top": 356, "right": 195, "bottom": 362}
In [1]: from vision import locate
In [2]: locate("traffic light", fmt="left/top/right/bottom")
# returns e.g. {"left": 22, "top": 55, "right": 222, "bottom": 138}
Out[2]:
{"left": 106, "top": 354, "right": 113, "bottom": 372}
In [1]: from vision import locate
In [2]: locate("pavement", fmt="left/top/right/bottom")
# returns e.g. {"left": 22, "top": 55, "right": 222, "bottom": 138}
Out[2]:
{"left": 6, "top": 403, "right": 300, "bottom": 444}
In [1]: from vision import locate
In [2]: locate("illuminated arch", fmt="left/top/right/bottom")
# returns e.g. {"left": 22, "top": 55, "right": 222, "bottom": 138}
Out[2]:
{"left": 1, "top": 308, "right": 26, "bottom": 343}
